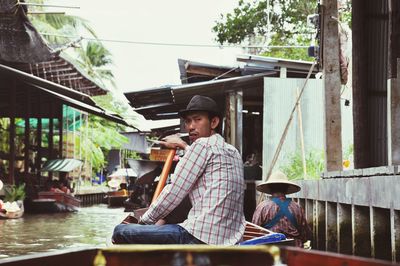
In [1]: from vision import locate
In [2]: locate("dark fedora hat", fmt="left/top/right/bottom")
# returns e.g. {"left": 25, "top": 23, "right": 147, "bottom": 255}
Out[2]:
{"left": 179, "top": 95, "right": 220, "bottom": 118}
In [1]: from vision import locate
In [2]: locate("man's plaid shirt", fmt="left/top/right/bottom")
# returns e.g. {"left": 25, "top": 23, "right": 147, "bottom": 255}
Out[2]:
{"left": 141, "top": 134, "right": 246, "bottom": 245}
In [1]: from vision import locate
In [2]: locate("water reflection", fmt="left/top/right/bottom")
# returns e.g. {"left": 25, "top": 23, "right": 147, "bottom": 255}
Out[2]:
{"left": 0, "top": 204, "right": 127, "bottom": 259}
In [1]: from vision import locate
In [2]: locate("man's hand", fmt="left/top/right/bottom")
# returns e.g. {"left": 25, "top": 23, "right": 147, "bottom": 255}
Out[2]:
{"left": 158, "top": 134, "right": 188, "bottom": 150}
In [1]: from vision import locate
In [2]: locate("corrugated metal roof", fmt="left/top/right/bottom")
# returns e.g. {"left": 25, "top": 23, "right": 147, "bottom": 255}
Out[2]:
{"left": 126, "top": 56, "right": 316, "bottom": 120}
{"left": 0, "top": 63, "right": 129, "bottom": 125}
{"left": 237, "top": 54, "right": 315, "bottom": 72}
{"left": 125, "top": 72, "right": 275, "bottom": 120}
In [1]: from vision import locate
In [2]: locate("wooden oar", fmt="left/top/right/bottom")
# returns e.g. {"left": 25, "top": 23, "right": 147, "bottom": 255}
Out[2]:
{"left": 121, "top": 149, "right": 176, "bottom": 224}
{"left": 151, "top": 149, "right": 176, "bottom": 202}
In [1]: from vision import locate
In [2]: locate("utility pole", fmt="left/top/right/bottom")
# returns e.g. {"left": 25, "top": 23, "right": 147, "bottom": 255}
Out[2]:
{"left": 322, "top": 0, "right": 343, "bottom": 171}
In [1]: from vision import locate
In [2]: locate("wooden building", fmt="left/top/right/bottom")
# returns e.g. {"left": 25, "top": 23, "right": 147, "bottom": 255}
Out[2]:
{"left": 0, "top": 0, "right": 127, "bottom": 190}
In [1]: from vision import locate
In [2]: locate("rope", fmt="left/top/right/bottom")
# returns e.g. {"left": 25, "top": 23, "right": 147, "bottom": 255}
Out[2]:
{"left": 258, "top": 62, "right": 316, "bottom": 203}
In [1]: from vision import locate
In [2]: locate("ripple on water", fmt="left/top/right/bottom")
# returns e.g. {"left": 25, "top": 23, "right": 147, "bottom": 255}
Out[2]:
{"left": 0, "top": 205, "right": 127, "bottom": 259}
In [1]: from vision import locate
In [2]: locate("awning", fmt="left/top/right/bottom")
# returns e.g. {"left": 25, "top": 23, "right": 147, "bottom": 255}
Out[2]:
{"left": 0, "top": 63, "right": 130, "bottom": 126}
{"left": 41, "top": 158, "right": 83, "bottom": 172}
{"left": 0, "top": 63, "right": 95, "bottom": 105}
{"left": 34, "top": 84, "right": 128, "bottom": 125}
{"left": 108, "top": 168, "right": 137, "bottom": 178}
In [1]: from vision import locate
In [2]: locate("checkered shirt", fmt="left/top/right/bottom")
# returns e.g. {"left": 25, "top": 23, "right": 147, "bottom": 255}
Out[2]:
{"left": 141, "top": 134, "right": 246, "bottom": 245}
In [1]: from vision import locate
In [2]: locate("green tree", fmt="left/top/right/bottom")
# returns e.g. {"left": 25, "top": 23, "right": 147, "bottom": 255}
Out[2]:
{"left": 75, "top": 117, "right": 128, "bottom": 173}
{"left": 28, "top": 0, "right": 97, "bottom": 45}
{"left": 280, "top": 149, "right": 325, "bottom": 180}
{"left": 213, "top": 0, "right": 318, "bottom": 61}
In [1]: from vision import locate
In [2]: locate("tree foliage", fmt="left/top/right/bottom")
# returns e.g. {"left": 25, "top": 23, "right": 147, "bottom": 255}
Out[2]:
{"left": 27, "top": 1, "right": 136, "bottom": 175}
{"left": 213, "top": 0, "right": 318, "bottom": 61}
{"left": 74, "top": 117, "right": 128, "bottom": 173}
{"left": 280, "top": 149, "right": 325, "bottom": 180}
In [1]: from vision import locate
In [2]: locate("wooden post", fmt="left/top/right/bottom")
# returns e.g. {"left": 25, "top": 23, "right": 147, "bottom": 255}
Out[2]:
{"left": 227, "top": 91, "right": 243, "bottom": 154}
{"left": 236, "top": 90, "right": 243, "bottom": 155}
{"left": 8, "top": 79, "right": 16, "bottom": 185}
{"left": 49, "top": 103, "right": 54, "bottom": 180}
{"left": 36, "top": 95, "right": 42, "bottom": 181}
{"left": 224, "top": 96, "right": 231, "bottom": 143}
{"left": 49, "top": 104, "right": 54, "bottom": 160}
{"left": 59, "top": 105, "right": 63, "bottom": 159}
{"left": 322, "top": 0, "right": 343, "bottom": 171}
{"left": 229, "top": 92, "right": 237, "bottom": 148}
{"left": 24, "top": 87, "right": 30, "bottom": 178}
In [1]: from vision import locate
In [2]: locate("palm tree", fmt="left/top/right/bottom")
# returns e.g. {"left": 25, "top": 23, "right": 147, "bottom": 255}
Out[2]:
{"left": 26, "top": 1, "right": 136, "bottom": 176}
{"left": 74, "top": 41, "right": 116, "bottom": 88}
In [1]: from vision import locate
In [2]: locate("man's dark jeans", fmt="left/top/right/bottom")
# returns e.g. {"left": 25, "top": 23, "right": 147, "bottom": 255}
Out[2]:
{"left": 112, "top": 224, "right": 204, "bottom": 244}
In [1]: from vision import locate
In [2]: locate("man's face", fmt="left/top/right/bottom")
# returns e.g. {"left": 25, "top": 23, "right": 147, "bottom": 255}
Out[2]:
{"left": 183, "top": 111, "right": 219, "bottom": 143}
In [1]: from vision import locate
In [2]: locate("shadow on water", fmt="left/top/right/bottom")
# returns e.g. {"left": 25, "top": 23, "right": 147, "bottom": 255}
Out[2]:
{"left": 0, "top": 204, "right": 127, "bottom": 259}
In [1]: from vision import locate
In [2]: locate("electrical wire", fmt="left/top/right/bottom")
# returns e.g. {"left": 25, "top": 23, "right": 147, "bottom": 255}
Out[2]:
{"left": 38, "top": 32, "right": 310, "bottom": 49}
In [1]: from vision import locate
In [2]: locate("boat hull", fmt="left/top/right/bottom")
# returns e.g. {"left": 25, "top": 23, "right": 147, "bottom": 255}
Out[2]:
{"left": 0, "top": 245, "right": 394, "bottom": 266}
{"left": 25, "top": 192, "right": 80, "bottom": 213}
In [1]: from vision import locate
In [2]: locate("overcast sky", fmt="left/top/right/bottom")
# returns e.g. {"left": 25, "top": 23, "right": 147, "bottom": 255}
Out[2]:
{"left": 50, "top": 0, "right": 243, "bottom": 93}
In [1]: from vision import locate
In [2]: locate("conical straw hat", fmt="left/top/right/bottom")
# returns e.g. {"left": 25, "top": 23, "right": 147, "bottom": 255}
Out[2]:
{"left": 256, "top": 171, "right": 301, "bottom": 195}
{"left": 107, "top": 178, "right": 121, "bottom": 188}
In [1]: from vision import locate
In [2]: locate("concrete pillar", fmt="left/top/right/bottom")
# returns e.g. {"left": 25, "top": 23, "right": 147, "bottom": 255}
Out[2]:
{"left": 322, "top": 0, "right": 343, "bottom": 171}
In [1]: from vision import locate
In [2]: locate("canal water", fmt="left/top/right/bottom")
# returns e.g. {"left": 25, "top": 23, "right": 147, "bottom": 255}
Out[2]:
{"left": 0, "top": 204, "right": 127, "bottom": 259}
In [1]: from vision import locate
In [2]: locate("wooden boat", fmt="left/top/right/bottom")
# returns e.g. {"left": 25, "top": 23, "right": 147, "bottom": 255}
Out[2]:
{"left": 0, "top": 245, "right": 395, "bottom": 266}
{"left": 27, "top": 191, "right": 81, "bottom": 213}
{"left": 0, "top": 201, "right": 24, "bottom": 219}
{"left": 105, "top": 189, "right": 129, "bottom": 208}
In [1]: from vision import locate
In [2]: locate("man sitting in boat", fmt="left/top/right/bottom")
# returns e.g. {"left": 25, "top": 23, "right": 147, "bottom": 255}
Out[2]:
{"left": 252, "top": 171, "right": 312, "bottom": 247}
{"left": 112, "top": 95, "right": 246, "bottom": 245}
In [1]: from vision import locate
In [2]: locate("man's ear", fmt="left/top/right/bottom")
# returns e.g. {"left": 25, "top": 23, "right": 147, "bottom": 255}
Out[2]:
{"left": 210, "top": 116, "right": 220, "bottom": 130}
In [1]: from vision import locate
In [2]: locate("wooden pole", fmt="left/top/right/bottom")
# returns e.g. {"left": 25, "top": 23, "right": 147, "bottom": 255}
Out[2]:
{"left": 9, "top": 80, "right": 16, "bottom": 185}
{"left": 296, "top": 88, "right": 307, "bottom": 179}
{"left": 59, "top": 105, "right": 63, "bottom": 159}
{"left": 151, "top": 149, "right": 176, "bottom": 203}
{"left": 49, "top": 103, "right": 54, "bottom": 180}
{"left": 24, "top": 87, "right": 30, "bottom": 178}
{"left": 19, "top": 3, "right": 80, "bottom": 9}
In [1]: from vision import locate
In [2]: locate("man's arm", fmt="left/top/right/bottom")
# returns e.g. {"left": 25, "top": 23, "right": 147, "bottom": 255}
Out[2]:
{"left": 140, "top": 142, "right": 208, "bottom": 224}
{"left": 158, "top": 134, "right": 189, "bottom": 150}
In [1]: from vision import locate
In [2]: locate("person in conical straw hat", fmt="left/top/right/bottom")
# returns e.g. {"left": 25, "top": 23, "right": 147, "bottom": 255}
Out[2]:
{"left": 252, "top": 171, "right": 312, "bottom": 247}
